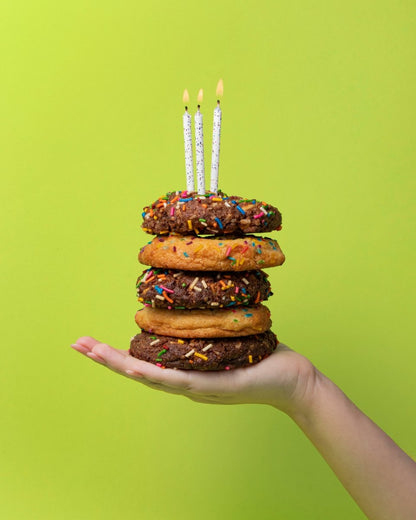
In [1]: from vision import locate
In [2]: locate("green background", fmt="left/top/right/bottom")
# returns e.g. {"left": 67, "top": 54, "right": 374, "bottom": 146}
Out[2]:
{"left": 1, "top": 1, "right": 415, "bottom": 519}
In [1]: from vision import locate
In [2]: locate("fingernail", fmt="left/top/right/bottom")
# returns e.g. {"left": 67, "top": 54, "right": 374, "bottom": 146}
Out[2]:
{"left": 71, "top": 344, "right": 89, "bottom": 354}
{"left": 126, "top": 369, "right": 143, "bottom": 378}
{"left": 86, "top": 352, "right": 106, "bottom": 364}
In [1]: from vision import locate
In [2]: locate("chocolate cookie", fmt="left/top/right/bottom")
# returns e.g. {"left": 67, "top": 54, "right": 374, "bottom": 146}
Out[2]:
{"left": 129, "top": 330, "right": 278, "bottom": 370}
{"left": 139, "top": 235, "right": 285, "bottom": 271}
{"left": 135, "top": 304, "right": 272, "bottom": 338}
{"left": 137, "top": 268, "right": 272, "bottom": 309}
{"left": 141, "top": 191, "right": 282, "bottom": 236}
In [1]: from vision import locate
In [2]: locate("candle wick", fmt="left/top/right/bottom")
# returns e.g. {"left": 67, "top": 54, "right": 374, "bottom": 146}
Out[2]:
{"left": 217, "top": 99, "right": 220, "bottom": 105}
{"left": 185, "top": 106, "right": 188, "bottom": 111}
{"left": 197, "top": 105, "right": 201, "bottom": 110}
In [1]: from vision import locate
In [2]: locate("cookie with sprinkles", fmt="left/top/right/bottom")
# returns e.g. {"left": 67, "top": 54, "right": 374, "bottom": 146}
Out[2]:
{"left": 141, "top": 190, "right": 282, "bottom": 236}
{"left": 135, "top": 304, "right": 271, "bottom": 338}
{"left": 139, "top": 234, "right": 285, "bottom": 271}
{"left": 136, "top": 268, "right": 272, "bottom": 310}
{"left": 129, "top": 330, "right": 278, "bottom": 370}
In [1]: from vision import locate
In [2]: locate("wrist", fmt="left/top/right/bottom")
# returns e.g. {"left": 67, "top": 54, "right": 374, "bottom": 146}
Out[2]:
{"left": 284, "top": 367, "right": 325, "bottom": 423}
{"left": 287, "top": 369, "right": 348, "bottom": 431}
{"left": 267, "top": 351, "right": 321, "bottom": 418}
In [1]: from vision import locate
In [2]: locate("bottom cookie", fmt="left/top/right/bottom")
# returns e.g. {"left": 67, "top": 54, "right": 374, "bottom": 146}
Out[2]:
{"left": 129, "top": 330, "right": 278, "bottom": 371}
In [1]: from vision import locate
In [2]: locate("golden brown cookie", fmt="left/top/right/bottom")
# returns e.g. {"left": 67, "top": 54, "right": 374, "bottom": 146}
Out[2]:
{"left": 138, "top": 235, "right": 285, "bottom": 271}
{"left": 134, "top": 304, "right": 271, "bottom": 338}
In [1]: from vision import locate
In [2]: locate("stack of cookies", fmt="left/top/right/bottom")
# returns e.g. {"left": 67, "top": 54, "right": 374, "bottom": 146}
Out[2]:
{"left": 129, "top": 190, "right": 285, "bottom": 370}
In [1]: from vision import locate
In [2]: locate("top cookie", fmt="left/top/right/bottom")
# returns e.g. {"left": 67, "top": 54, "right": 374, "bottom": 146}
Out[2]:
{"left": 141, "top": 190, "right": 282, "bottom": 236}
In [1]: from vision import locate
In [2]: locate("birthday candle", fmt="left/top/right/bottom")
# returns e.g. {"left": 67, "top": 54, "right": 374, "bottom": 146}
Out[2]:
{"left": 195, "top": 88, "right": 205, "bottom": 195}
{"left": 210, "top": 79, "right": 223, "bottom": 193}
{"left": 182, "top": 89, "right": 194, "bottom": 192}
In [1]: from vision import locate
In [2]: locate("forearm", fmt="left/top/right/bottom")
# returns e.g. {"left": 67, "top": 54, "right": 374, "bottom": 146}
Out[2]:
{"left": 73, "top": 336, "right": 416, "bottom": 520}
{"left": 286, "top": 370, "right": 416, "bottom": 520}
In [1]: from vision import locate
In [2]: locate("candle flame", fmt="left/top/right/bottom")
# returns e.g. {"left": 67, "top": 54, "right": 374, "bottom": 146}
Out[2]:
{"left": 182, "top": 89, "right": 190, "bottom": 105}
{"left": 216, "top": 79, "right": 224, "bottom": 98}
{"left": 197, "top": 88, "right": 204, "bottom": 104}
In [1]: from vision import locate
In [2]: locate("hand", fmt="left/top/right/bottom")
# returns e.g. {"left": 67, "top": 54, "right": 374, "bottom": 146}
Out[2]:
{"left": 71, "top": 337, "right": 317, "bottom": 414}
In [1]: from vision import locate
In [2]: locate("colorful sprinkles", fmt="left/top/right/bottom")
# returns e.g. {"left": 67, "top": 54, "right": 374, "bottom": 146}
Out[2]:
{"left": 140, "top": 191, "right": 281, "bottom": 235}
{"left": 214, "top": 217, "right": 223, "bottom": 230}
{"left": 136, "top": 190, "right": 282, "bottom": 371}
{"left": 136, "top": 268, "right": 271, "bottom": 310}
{"left": 194, "top": 352, "right": 208, "bottom": 361}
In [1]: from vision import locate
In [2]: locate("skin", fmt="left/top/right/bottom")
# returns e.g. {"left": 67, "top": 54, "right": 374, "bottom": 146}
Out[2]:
{"left": 71, "top": 337, "right": 416, "bottom": 520}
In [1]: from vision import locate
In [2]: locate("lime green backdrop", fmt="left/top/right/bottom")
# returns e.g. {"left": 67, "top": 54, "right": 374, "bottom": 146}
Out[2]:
{"left": 1, "top": 1, "right": 415, "bottom": 519}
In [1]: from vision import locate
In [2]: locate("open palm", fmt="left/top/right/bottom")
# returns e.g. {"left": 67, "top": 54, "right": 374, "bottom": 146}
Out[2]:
{"left": 71, "top": 337, "right": 316, "bottom": 413}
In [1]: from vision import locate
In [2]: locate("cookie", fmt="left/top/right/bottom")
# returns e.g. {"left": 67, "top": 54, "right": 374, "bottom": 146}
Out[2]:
{"left": 139, "top": 235, "right": 285, "bottom": 271}
{"left": 141, "top": 191, "right": 282, "bottom": 236}
{"left": 136, "top": 268, "right": 272, "bottom": 309}
{"left": 135, "top": 304, "right": 271, "bottom": 337}
{"left": 129, "top": 330, "right": 278, "bottom": 370}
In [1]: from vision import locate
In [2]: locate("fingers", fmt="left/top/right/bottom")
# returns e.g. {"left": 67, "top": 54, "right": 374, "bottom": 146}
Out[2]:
{"left": 74, "top": 336, "right": 103, "bottom": 351}
{"left": 70, "top": 336, "right": 278, "bottom": 403}
{"left": 71, "top": 337, "right": 196, "bottom": 392}
{"left": 71, "top": 344, "right": 90, "bottom": 355}
{"left": 72, "top": 336, "right": 126, "bottom": 365}
{"left": 71, "top": 336, "right": 242, "bottom": 400}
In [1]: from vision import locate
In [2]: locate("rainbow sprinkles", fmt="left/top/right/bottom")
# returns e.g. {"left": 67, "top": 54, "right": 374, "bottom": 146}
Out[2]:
{"left": 129, "top": 81, "right": 285, "bottom": 370}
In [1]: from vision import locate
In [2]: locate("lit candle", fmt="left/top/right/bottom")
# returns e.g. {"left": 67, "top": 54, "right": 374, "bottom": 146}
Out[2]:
{"left": 182, "top": 89, "right": 194, "bottom": 192}
{"left": 210, "top": 79, "right": 223, "bottom": 193}
{"left": 195, "top": 88, "right": 205, "bottom": 195}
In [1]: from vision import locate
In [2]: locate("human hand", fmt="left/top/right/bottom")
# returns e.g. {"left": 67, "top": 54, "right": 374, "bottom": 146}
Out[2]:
{"left": 71, "top": 337, "right": 317, "bottom": 415}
